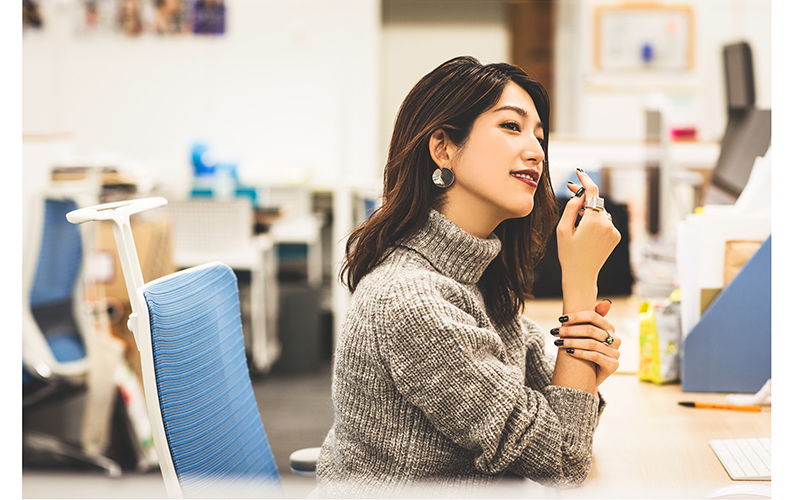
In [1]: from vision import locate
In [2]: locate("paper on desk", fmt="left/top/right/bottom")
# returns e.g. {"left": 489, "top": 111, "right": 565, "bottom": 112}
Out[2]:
{"left": 676, "top": 152, "right": 771, "bottom": 338}
{"left": 734, "top": 147, "right": 771, "bottom": 215}
{"left": 677, "top": 211, "right": 770, "bottom": 338}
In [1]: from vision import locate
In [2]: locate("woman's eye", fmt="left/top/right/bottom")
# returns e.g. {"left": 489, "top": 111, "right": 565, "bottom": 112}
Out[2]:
{"left": 501, "top": 122, "right": 521, "bottom": 132}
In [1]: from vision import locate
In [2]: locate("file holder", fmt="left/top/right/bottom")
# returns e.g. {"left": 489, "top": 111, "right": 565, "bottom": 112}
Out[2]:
{"left": 682, "top": 236, "right": 771, "bottom": 393}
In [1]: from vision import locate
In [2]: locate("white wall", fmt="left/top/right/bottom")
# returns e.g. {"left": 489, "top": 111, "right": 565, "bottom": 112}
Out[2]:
{"left": 23, "top": 0, "right": 381, "bottom": 196}
{"left": 380, "top": 0, "right": 509, "bottom": 169}
{"left": 554, "top": 0, "right": 771, "bottom": 141}
{"left": 380, "top": 0, "right": 771, "bottom": 149}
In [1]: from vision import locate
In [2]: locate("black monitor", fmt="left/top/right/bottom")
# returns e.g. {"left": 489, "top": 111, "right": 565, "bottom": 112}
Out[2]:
{"left": 704, "top": 42, "right": 770, "bottom": 204}
{"left": 724, "top": 42, "right": 755, "bottom": 110}
{"left": 707, "top": 108, "right": 771, "bottom": 202}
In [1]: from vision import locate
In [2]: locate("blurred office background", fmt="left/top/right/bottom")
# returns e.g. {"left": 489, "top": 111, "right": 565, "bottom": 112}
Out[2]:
{"left": 21, "top": 0, "right": 772, "bottom": 498}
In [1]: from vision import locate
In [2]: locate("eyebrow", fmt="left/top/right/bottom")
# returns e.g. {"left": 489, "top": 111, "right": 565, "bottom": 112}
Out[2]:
{"left": 493, "top": 105, "right": 544, "bottom": 129}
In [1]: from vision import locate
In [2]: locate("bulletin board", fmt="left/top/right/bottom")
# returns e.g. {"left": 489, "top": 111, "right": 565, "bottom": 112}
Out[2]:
{"left": 594, "top": 2, "right": 694, "bottom": 71}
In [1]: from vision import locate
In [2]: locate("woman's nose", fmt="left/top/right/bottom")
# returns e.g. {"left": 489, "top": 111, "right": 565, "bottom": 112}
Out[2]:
{"left": 522, "top": 138, "right": 545, "bottom": 164}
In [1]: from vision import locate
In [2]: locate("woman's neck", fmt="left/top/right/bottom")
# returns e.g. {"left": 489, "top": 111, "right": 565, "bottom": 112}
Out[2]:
{"left": 438, "top": 200, "right": 502, "bottom": 239}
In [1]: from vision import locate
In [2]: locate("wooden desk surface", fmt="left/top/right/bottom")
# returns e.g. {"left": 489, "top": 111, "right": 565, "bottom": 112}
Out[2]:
{"left": 560, "top": 374, "right": 771, "bottom": 498}
{"left": 519, "top": 297, "right": 771, "bottom": 498}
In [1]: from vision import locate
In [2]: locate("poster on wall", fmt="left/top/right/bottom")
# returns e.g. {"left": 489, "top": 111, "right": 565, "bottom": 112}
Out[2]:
{"left": 75, "top": 0, "right": 127, "bottom": 35}
{"left": 152, "top": 0, "right": 190, "bottom": 34}
{"left": 72, "top": 0, "right": 225, "bottom": 37}
{"left": 118, "top": 0, "right": 144, "bottom": 35}
{"left": 23, "top": 0, "right": 44, "bottom": 31}
{"left": 594, "top": 4, "right": 694, "bottom": 71}
{"left": 191, "top": 0, "right": 225, "bottom": 35}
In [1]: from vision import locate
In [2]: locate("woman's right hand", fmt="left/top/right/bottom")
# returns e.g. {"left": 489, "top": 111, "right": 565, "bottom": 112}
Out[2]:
{"left": 556, "top": 169, "right": 621, "bottom": 286}
{"left": 553, "top": 301, "right": 621, "bottom": 388}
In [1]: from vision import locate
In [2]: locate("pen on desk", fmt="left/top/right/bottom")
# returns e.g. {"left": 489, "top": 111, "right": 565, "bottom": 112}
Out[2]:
{"left": 678, "top": 401, "right": 762, "bottom": 412}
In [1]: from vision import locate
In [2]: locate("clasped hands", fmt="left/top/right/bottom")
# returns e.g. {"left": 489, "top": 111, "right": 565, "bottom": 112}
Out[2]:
{"left": 551, "top": 300, "right": 621, "bottom": 387}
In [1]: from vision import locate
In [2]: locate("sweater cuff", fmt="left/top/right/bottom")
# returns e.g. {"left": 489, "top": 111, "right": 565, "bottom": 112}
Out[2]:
{"left": 597, "top": 391, "right": 606, "bottom": 415}
{"left": 543, "top": 385, "right": 599, "bottom": 445}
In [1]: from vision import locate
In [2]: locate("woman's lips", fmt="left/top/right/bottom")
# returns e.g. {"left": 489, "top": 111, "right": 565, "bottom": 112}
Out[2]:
{"left": 511, "top": 170, "right": 539, "bottom": 188}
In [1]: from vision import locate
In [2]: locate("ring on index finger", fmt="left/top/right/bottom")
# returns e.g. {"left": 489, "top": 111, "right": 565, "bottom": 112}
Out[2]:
{"left": 585, "top": 196, "right": 605, "bottom": 212}
{"left": 604, "top": 332, "right": 615, "bottom": 345}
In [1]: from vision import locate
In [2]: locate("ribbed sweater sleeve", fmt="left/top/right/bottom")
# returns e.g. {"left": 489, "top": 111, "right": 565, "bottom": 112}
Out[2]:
{"left": 375, "top": 276, "right": 601, "bottom": 487}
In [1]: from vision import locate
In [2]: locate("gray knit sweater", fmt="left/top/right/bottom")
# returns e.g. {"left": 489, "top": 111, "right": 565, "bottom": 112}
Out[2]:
{"left": 315, "top": 210, "right": 604, "bottom": 498}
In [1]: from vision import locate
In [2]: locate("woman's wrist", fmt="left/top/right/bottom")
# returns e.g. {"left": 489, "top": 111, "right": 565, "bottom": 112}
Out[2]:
{"left": 553, "top": 277, "right": 599, "bottom": 395}
{"left": 561, "top": 279, "right": 598, "bottom": 313}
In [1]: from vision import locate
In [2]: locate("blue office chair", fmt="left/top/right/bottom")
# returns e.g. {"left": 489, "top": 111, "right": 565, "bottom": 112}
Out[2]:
{"left": 23, "top": 192, "right": 122, "bottom": 476}
{"left": 67, "top": 198, "right": 291, "bottom": 498}
{"left": 24, "top": 197, "right": 88, "bottom": 383}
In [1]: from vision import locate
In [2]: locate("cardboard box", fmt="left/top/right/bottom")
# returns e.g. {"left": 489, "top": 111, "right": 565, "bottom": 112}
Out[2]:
{"left": 90, "top": 217, "right": 175, "bottom": 386}
{"left": 723, "top": 240, "right": 762, "bottom": 287}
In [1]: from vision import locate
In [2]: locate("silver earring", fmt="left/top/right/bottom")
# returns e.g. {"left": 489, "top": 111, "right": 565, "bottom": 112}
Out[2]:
{"left": 432, "top": 167, "right": 455, "bottom": 188}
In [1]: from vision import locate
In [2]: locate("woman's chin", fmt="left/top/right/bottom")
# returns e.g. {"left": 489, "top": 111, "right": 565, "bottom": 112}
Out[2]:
{"left": 502, "top": 204, "right": 534, "bottom": 221}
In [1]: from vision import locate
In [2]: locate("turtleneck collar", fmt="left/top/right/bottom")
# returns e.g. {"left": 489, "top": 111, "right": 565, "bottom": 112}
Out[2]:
{"left": 400, "top": 209, "right": 501, "bottom": 284}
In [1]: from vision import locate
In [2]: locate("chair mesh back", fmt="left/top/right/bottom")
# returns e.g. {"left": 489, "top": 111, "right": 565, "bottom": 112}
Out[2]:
{"left": 29, "top": 199, "right": 86, "bottom": 362}
{"left": 30, "top": 199, "right": 82, "bottom": 307}
{"left": 165, "top": 200, "right": 253, "bottom": 256}
{"left": 143, "top": 264, "right": 281, "bottom": 498}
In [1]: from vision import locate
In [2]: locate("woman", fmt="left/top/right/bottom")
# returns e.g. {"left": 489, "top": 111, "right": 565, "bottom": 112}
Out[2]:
{"left": 315, "top": 56, "right": 622, "bottom": 498}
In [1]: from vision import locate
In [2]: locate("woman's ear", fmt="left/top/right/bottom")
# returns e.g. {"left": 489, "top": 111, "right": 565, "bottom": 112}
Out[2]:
{"left": 428, "top": 129, "right": 455, "bottom": 169}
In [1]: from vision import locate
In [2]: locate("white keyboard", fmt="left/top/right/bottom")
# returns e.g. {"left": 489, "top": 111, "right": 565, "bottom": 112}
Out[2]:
{"left": 710, "top": 438, "right": 771, "bottom": 481}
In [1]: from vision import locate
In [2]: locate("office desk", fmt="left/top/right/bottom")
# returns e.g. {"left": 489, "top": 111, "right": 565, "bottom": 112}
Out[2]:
{"left": 547, "top": 374, "right": 771, "bottom": 499}
{"left": 521, "top": 297, "right": 771, "bottom": 497}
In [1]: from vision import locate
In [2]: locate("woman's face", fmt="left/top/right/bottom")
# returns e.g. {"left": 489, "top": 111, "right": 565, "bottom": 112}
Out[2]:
{"left": 445, "top": 82, "right": 545, "bottom": 227}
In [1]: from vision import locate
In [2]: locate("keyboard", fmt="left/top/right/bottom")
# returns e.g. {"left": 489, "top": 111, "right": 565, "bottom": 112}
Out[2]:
{"left": 709, "top": 438, "right": 771, "bottom": 481}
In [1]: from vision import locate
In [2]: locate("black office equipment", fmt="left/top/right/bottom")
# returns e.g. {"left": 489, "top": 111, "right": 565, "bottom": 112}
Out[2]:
{"left": 704, "top": 42, "right": 771, "bottom": 204}
{"left": 723, "top": 42, "right": 755, "bottom": 110}
{"left": 532, "top": 197, "right": 633, "bottom": 298}
{"left": 708, "top": 108, "right": 771, "bottom": 201}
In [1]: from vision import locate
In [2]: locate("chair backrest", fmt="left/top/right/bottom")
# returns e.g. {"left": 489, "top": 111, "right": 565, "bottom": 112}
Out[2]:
{"left": 136, "top": 263, "right": 281, "bottom": 498}
{"left": 165, "top": 199, "right": 254, "bottom": 256}
{"left": 30, "top": 199, "right": 83, "bottom": 308}
{"left": 24, "top": 196, "right": 91, "bottom": 380}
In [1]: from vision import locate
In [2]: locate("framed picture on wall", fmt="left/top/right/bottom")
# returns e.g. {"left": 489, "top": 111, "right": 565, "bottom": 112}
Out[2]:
{"left": 23, "top": 0, "right": 44, "bottom": 30}
{"left": 153, "top": 0, "right": 190, "bottom": 34}
{"left": 594, "top": 2, "right": 694, "bottom": 71}
{"left": 74, "top": 0, "right": 117, "bottom": 35}
{"left": 118, "top": 0, "right": 144, "bottom": 36}
{"left": 191, "top": 0, "right": 225, "bottom": 35}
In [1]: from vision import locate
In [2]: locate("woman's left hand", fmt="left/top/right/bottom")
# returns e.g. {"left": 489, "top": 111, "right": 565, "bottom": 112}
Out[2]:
{"left": 552, "top": 301, "right": 621, "bottom": 387}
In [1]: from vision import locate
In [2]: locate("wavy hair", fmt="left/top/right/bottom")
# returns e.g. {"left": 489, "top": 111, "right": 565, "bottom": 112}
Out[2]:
{"left": 341, "top": 56, "right": 557, "bottom": 327}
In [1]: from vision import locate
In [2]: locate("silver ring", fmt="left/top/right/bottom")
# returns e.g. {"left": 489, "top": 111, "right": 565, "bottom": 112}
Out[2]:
{"left": 604, "top": 332, "right": 614, "bottom": 345}
{"left": 585, "top": 196, "right": 605, "bottom": 212}
{"left": 606, "top": 212, "right": 612, "bottom": 223}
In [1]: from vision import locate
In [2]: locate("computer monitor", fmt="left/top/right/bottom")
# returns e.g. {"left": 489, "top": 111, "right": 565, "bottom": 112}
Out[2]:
{"left": 723, "top": 42, "right": 755, "bottom": 110}
{"left": 704, "top": 42, "right": 770, "bottom": 204}
{"left": 706, "top": 108, "right": 771, "bottom": 203}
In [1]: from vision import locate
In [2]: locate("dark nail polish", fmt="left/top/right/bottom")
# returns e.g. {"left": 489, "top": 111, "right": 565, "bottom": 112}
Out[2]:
{"left": 550, "top": 328, "right": 560, "bottom": 336}
{"left": 559, "top": 315, "right": 569, "bottom": 323}
{"left": 566, "top": 348, "right": 575, "bottom": 354}
{"left": 554, "top": 339, "right": 564, "bottom": 346}
{"left": 576, "top": 168, "right": 585, "bottom": 173}
{"left": 574, "top": 186, "right": 586, "bottom": 198}
{"left": 603, "top": 298, "right": 612, "bottom": 304}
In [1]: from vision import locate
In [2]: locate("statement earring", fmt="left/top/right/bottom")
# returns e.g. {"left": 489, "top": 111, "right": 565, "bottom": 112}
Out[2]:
{"left": 432, "top": 167, "right": 455, "bottom": 188}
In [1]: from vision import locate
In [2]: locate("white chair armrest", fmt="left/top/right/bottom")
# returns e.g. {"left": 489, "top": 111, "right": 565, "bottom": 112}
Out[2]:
{"left": 289, "top": 447, "right": 321, "bottom": 477}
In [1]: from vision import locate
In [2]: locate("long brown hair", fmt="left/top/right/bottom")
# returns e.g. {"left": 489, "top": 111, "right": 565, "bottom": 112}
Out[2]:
{"left": 341, "top": 56, "right": 557, "bottom": 327}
